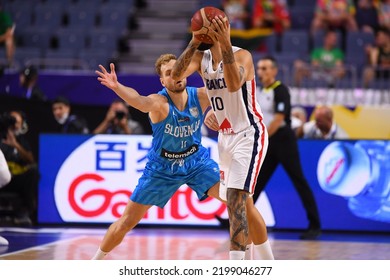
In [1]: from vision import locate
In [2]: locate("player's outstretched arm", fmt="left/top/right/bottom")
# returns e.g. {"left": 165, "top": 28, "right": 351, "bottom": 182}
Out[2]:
{"left": 96, "top": 63, "right": 161, "bottom": 113}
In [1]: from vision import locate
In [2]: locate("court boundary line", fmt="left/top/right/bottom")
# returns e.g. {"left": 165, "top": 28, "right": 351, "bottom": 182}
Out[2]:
{"left": 0, "top": 227, "right": 111, "bottom": 234}
{"left": 0, "top": 235, "right": 87, "bottom": 258}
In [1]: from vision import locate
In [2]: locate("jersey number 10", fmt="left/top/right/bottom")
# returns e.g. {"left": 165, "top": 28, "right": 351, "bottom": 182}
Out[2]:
{"left": 210, "top": 97, "right": 224, "bottom": 111}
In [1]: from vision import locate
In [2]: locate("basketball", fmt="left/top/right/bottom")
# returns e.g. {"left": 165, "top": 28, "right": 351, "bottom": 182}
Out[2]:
{"left": 191, "top": 6, "right": 228, "bottom": 44}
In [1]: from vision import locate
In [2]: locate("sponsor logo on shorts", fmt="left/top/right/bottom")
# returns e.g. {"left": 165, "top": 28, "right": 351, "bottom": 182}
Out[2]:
{"left": 161, "top": 144, "right": 199, "bottom": 159}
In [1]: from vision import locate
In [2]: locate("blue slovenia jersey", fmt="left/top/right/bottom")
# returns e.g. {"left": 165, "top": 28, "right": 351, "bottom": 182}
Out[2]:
{"left": 148, "top": 87, "right": 205, "bottom": 163}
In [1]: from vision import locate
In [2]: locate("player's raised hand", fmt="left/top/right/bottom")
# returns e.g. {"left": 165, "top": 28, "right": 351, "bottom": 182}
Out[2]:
{"left": 210, "top": 15, "right": 231, "bottom": 47}
{"left": 190, "top": 32, "right": 202, "bottom": 46}
{"left": 96, "top": 63, "right": 118, "bottom": 90}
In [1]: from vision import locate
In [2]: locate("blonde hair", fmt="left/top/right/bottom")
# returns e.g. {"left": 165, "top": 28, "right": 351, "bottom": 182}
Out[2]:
{"left": 155, "top": 53, "right": 177, "bottom": 77}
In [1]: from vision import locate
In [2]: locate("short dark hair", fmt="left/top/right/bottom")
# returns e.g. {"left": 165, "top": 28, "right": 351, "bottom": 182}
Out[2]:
{"left": 260, "top": 55, "right": 278, "bottom": 68}
{"left": 53, "top": 96, "right": 70, "bottom": 106}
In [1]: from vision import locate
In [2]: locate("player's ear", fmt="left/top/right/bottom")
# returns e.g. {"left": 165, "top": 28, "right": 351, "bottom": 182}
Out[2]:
{"left": 160, "top": 77, "right": 165, "bottom": 87}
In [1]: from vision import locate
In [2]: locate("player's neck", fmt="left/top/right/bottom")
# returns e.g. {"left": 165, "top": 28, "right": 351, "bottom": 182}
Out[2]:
{"left": 210, "top": 47, "right": 222, "bottom": 68}
{"left": 168, "top": 90, "right": 188, "bottom": 111}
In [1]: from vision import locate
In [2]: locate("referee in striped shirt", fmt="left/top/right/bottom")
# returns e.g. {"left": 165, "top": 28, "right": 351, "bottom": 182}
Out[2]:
{"left": 254, "top": 56, "right": 321, "bottom": 240}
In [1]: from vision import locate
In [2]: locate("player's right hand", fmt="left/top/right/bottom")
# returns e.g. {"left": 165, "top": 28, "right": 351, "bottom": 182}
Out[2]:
{"left": 190, "top": 33, "right": 202, "bottom": 46}
{"left": 96, "top": 63, "right": 118, "bottom": 90}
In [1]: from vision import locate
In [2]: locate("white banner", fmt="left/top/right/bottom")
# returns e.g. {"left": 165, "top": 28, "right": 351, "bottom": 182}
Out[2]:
{"left": 0, "top": 260, "right": 386, "bottom": 280}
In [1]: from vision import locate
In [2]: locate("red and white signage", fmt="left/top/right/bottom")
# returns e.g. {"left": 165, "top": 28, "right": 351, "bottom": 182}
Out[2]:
{"left": 53, "top": 135, "right": 275, "bottom": 226}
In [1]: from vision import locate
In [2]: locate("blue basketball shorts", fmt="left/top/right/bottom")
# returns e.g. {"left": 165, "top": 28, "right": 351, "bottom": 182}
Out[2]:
{"left": 130, "top": 149, "right": 220, "bottom": 208}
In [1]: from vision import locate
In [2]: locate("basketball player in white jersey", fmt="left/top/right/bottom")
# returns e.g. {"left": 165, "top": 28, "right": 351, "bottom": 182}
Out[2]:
{"left": 172, "top": 15, "right": 274, "bottom": 260}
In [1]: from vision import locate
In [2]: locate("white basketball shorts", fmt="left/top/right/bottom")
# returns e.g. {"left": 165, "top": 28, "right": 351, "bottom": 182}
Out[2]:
{"left": 218, "top": 123, "right": 268, "bottom": 201}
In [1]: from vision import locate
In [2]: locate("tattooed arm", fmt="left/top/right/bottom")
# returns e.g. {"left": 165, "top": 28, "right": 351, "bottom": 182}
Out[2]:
{"left": 221, "top": 47, "right": 244, "bottom": 93}
{"left": 211, "top": 16, "right": 255, "bottom": 92}
{"left": 171, "top": 36, "right": 203, "bottom": 81}
{"left": 223, "top": 49, "right": 255, "bottom": 93}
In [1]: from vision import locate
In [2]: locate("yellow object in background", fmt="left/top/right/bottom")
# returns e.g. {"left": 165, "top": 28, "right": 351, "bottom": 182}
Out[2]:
{"left": 331, "top": 106, "right": 390, "bottom": 139}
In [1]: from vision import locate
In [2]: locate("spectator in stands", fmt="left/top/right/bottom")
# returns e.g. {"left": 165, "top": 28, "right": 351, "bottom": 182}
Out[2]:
{"left": 94, "top": 99, "right": 144, "bottom": 135}
{"left": 0, "top": 110, "right": 39, "bottom": 226}
{"left": 311, "top": 0, "right": 358, "bottom": 35}
{"left": 19, "top": 66, "right": 47, "bottom": 102}
{"left": 52, "top": 96, "right": 89, "bottom": 134}
{"left": 222, "top": 0, "right": 251, "bottom": 30}
{"left": 291, "top": 105, "right": 307, "bottom": 132}
{"left": 293, "top": 29, "right": 346, "bottom": 87}
{"left": 0, "top": 5, "right": 15, "bottom": 67}
{"left": 355, "top": 0, "right": 379, "bottom": 33}
{"left": 362, "top": 28, "right": 390, "bottom": 88}
{"left": 296, "top": 105, "right": 349, "bottom": 139}
{"left": 378, "top": 0, "right": 390, "bottom": 31}
{"left": 252, "top": 0, "right": 291, "bottom": 34}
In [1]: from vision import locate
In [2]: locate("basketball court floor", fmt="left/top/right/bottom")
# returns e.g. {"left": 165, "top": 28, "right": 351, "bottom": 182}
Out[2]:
{"left": 0, "top": 226, "right": 389, "bottom": 260}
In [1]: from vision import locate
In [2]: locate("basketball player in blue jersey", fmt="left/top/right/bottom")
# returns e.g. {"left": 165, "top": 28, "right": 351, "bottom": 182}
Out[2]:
{"left": 172, "top": 16, "right": 274, "bottom": 260}
{"left": 91, "top": 53, "right": 223, "bottom": 260}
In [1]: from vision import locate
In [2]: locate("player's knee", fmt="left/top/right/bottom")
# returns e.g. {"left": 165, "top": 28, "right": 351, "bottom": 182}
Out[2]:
{"left": 245, "top": 197, "right": 255, "bottom": 210}
{"left": 227, "top": 188, "right": 248, "bottom": 203}
{"left": 207, "top": 183, "right": 221, "bottom": 200}
{"left": 117, "top": 216, "right": 136, "bottom": 233}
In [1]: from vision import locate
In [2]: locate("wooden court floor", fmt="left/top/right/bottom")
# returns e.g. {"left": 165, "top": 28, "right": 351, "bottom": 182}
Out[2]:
{"left": 0, "top": 227, "right": 389, "bottom": 260}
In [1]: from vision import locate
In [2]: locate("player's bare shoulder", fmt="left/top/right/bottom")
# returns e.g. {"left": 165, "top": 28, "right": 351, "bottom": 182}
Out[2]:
{"left": 235, "top": 48, "right": 253, "bottom": 63}
{"left": 234, "top": 48, "right": 255, "bottom": 78}
{"left": 149, "top": 93, "right": 167, "bottom": 102}
{"left": 193, "top": 49, "right": 204, "bottom": 64}
{"left": 139, "top": 93, "right": 167, "bottom": 113}
{"left": 197, "top": 87, "right": 208, "bottom": 102}
{"left": 196, "top": 87, "right": 211, "bottom": 113}
{"left": 148, "top": 93, "right": 169, "bottom": 109}
{"left": 148, "top": 93, "right": 169, "bottom": 123}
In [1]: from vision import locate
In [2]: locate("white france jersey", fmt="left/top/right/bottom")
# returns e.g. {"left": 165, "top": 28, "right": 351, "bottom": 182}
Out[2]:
{"left": 201, "top": 47, "right": 265, "bottom": 134}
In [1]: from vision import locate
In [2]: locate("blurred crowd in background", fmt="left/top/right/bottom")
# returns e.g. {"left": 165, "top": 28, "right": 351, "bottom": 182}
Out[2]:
{"left": 0, "top": 0, "right": 389, "bottom": 88}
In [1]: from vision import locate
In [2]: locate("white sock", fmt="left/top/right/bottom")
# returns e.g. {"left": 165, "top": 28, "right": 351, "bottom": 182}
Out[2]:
{"left": 254, "top": 240, "right": 274, "bottom": 260}
{"left": 229, "top": 250, "right": 245, "bottom": 260}
{"left": 245, "top": 243, "right": 253, "bottom": 260}
{"left": 92, "top": 247, "right": 108, "bottom": 260}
